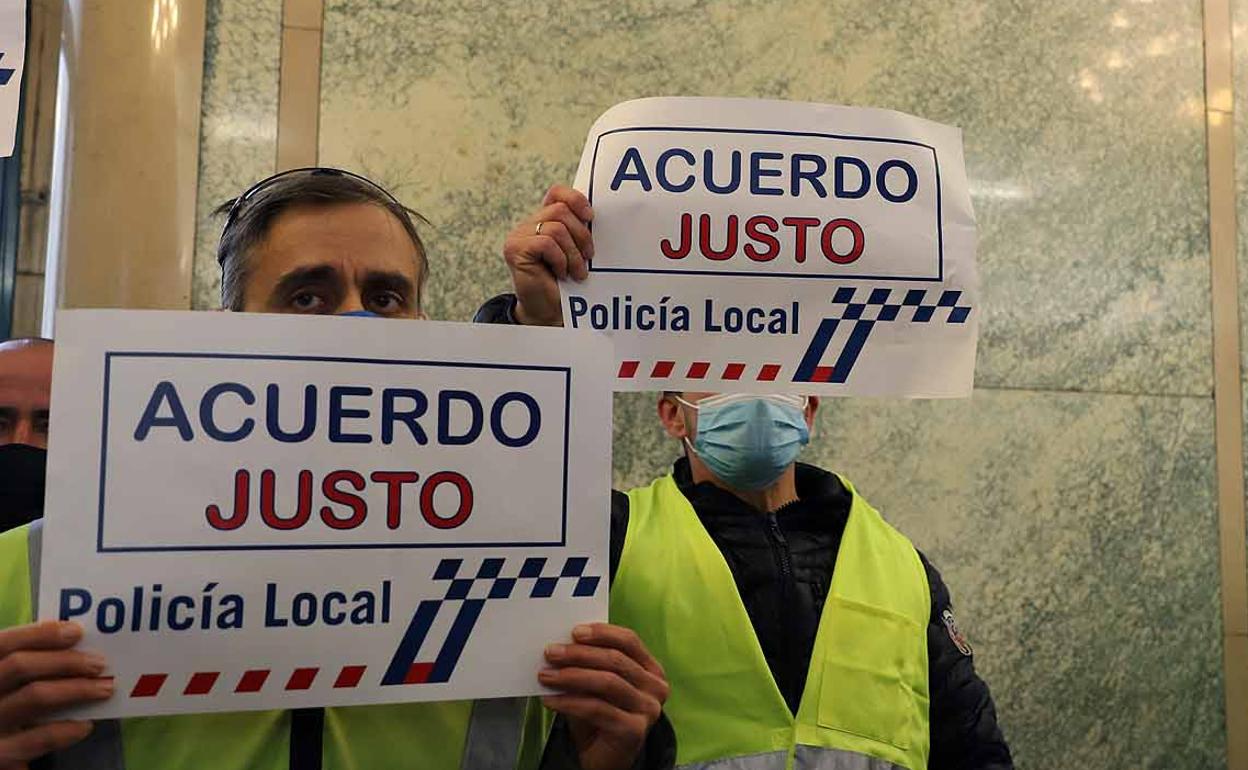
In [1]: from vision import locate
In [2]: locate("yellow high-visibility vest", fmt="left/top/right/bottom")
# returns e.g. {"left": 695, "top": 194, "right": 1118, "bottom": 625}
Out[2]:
{"left": 611, "top": 474, "right": 930, "bottom": 770}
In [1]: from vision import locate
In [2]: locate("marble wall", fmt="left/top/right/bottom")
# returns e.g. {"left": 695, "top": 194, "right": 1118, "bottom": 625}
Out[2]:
{"left": 191, "top": 1, "right": 1228, "bottom": 766}
{"left": 192, "top": 0, "right": 282, "bottom": 310}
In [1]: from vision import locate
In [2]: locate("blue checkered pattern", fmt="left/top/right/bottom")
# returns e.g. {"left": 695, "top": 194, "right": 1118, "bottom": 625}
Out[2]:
{"left": 828, "top": 287, "right": 972, "bottom": 324}
{"left": 432, "top": 557, "right": 601, "bottom": 601}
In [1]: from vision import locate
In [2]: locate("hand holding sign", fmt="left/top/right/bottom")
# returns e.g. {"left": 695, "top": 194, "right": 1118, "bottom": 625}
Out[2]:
{"left": 503, "top": 185, "right": 594, "bottom": 326}
{"left": 541, "top": 623, "right": 669, "bottom": 770}
{"left": 0, "top": 622, "right": 109, "bottom": 765}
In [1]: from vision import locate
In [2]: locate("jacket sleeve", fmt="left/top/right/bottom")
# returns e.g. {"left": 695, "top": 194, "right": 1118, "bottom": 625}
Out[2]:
{"left": 919, "top": 551, "right": 1014, "bottom": 770}
{"left": 537, "top": 492, "right": 678, "bottom": 770}
{"left": 474, "top": 293, "right": 520, "bottom": 324}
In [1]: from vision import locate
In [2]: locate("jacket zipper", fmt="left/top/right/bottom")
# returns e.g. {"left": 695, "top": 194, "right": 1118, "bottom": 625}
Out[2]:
{"left": 766, "top": 513, "right": 794, "bottom": 585}
{"left": 766, "top": 512, "right": 800, "bottom": 712}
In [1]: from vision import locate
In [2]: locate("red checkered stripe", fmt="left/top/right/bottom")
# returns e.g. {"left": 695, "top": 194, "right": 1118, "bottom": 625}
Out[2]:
{"left": 617, "top": 360, "right": 791, "bottom": 382}
{"left": 129, "top": 664, "right": 369, "bottom": 698}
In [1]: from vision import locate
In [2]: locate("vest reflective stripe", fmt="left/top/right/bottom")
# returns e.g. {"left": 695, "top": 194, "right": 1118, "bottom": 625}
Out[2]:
{"left": 614, "top": 475, "right": 930, "bottom": 770}
{"left": 677, "top": 747, "right": 906, "bottom": 770}
{"left": 793, "top": 746, "right": 905, "bottom": 770}
{"left": 677, "top": 750, "right": 789, "bottom": 770}
{"left": 9, "top": 523, "right": 528, "bottom": 770}
{"left": 462, "top": 696, "right": 527, "bottom": 767}
{"left": 26, "top": 519, "right": 39, "bottom": 609}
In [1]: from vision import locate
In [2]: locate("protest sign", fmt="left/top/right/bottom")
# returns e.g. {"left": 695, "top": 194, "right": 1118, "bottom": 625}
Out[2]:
{"left": 38, "top": 310, "right": 612, "bottom": 718}
{"left": 563, "top": 97, "right": 978, "bottom": 397}
{"left": 0, "top": 0, "right": 24, "bottom": 158}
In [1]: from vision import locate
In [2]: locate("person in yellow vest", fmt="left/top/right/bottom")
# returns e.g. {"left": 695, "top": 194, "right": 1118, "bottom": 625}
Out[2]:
{"left": 474, "top": 185, "right": 1014, "bottom": 769}
{"left": 0, "top": 170, "right": 673, "bottom": 770}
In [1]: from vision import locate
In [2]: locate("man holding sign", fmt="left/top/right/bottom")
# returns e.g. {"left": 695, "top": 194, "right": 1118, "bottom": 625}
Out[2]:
{"left": 479, "top": 98, "right": 1012, "bottom": 770}
{"left": 0, "top": 169, "right": 671, "bottom": 769}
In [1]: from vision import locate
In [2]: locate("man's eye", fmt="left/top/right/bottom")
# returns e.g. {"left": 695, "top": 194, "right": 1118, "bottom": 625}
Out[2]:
{"left": 370, "top": 292, "right": 404, "bottom": 313}
{"left": 290, "top": 292, "right": 324, "bottom": 311}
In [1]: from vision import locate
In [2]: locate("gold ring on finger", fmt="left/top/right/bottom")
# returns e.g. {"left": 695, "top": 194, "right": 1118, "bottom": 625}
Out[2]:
{"left": 535, "top": 221, "right": 545, "bottom": 236}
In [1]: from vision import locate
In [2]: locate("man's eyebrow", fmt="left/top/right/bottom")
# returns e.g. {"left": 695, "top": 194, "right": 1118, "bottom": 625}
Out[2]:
{"left": 270, "top": 264, "right": 341, "bottom": 297}
{"left": 361, "top": 270, "right": 417, "bottom": 296}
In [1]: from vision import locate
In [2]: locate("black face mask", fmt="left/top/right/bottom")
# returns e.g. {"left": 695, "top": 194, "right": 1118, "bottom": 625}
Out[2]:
{"left": 0, "top": 443, "right": 46, "bottom": 533}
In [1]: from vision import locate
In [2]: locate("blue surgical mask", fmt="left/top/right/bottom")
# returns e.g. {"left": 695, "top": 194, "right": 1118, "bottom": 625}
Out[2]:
{"left": 676, "top": 394, "right": 810, "bottom": 491}
{"left": 338, "top": 310, "right": 382, "bottom": 318}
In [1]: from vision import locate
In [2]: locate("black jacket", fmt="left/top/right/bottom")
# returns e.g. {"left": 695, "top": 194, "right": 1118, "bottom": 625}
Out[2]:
{"left": 479, "top": 293, "right": 1013, "bottom": 769}
{"left": 646, "top": 459, "right": 1013, "bottom": 768}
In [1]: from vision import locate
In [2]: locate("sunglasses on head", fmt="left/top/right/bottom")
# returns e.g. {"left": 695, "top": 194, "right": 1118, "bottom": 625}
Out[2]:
{"left": 220, "top": 167, "right": 404, "bottom": 256}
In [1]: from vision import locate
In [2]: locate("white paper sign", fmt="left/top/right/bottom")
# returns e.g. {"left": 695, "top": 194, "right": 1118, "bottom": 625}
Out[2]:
{"left": 39, "top": 310, "right": 612, "bottom": 718}
{"left": 0, "top": 1, "right": 25, "bottom": 158}
{"left": 562, "top": 97, "right": 978, "bottom": 397}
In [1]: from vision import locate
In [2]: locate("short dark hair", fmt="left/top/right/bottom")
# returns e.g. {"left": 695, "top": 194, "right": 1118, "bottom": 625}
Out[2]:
{"left": 213, "top": 168, "right": 430, "bottom": 311}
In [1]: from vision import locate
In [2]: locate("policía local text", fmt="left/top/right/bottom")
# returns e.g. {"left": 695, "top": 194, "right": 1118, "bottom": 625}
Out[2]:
{"left": 58, "top": 581, "right": 392, "bottom": 634}
{"left": 569, "top": 296, "right": 799, "bottom": 334}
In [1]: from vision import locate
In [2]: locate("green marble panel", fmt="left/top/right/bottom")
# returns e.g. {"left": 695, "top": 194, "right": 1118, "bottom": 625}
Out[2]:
{"left": 319, "top": 0, "right": 1211, "bottom": 397}
{"left": 191, "top": 0, "right": 282, "bottom": 310}
{"left": 1235, "top": 0, "right": 1248, "bottom": 554}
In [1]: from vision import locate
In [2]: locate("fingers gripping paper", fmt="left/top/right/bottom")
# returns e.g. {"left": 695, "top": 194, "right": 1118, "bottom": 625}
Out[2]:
{"left": 561, "top": 97, "right": 979, "bottom": 398}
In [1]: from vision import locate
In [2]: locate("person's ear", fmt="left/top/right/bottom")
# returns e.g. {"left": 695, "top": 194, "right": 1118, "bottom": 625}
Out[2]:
{"left": 805, "top": 396, "right": 819, "bottom": 432}
{"left": 657, "top": 394, "right": 689, "bottom": 440}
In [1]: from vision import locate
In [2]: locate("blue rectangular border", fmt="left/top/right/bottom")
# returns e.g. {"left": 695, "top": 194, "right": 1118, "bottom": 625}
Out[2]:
{"left": 587, "top": 125, "right": 944, "bottom": 283}
{"left": 97, "top": 352, "right": 572, "bottom": 553}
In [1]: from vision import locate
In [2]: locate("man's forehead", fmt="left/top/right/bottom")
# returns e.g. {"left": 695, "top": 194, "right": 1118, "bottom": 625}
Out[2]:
{"left": 243, "top": 204, "right": 421, "bottom": 296}
{"left": 677, "top": 391, "right": 718, "bottom": 401}
{"left": 0, "top": 341, "right": 53, "bottom": 375}
{"left": 0, "top": 337, "right": 52, "bottom": 354}
{"left": 272, "top": 260, "right": 415, "bottom": 287}
{"left": 0, "top": 345, "right": 53, "bottom": 405}
{"left": 265, "top": 203, "right": 419, "bottom": 260}
{"left": 674, "top": 391, "right": 810, "bottom": 402}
